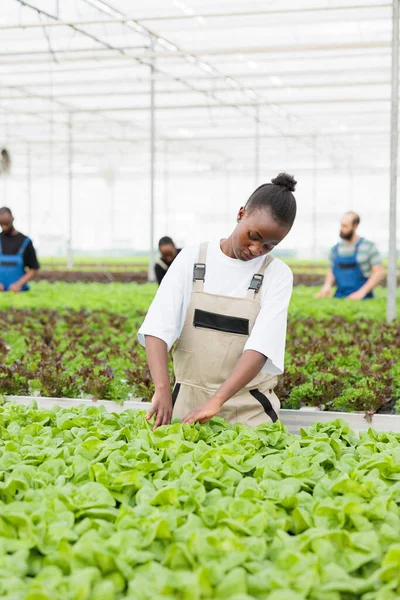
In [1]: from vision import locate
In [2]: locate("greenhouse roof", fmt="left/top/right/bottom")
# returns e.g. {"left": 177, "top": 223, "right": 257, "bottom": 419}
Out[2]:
{"left": 0, "top": 0, "right": 393, "bottom": 177}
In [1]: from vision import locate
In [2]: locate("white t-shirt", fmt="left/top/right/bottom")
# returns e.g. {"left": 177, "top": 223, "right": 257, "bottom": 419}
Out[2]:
{"left": 138, "top": 239, "right": 293, "bottom": 375}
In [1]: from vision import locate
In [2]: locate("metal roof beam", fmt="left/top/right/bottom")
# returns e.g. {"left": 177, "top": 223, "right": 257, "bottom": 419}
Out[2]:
{"left": 0, "top": 4, "right": 390, "bottom": 29}
{"left": 6, "top": 129, "right": 390, "bottom": 145}
{"left": 0, "top": 44, "right": 148, "bottom": 58}
{"left": 0, "top": 80, "right": 391, "bottom": 101}
{"left": 0, "top": 65, "right": 391, "bottom": 83}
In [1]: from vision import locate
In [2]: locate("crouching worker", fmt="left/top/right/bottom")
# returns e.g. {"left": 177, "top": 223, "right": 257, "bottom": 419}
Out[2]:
{"left": 138, "top": 174, "right": 297, "bottom": 428}
{"left": 0, "top": 207, "right": 40, "bottom": 292}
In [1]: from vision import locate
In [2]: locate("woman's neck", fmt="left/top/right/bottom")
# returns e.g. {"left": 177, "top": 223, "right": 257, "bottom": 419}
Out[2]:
{"left": 220, "top": 236, "right": 235, "bottom": 258}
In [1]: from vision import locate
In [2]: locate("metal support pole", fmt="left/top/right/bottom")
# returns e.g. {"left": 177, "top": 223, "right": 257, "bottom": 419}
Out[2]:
{"left": 225, "top": 160, "right": 231, "bottom": 225}
{"left": 312, "top": 135, "right": 317, "bottom": 262}
{"left": 26, "top": 143, "right": 32, "bottom": 234}
{"left": 67, "top": 113, "right": 73, "bottom": 270}
{"left": 347, "top": 161, "right": 354, "bottom": 206}
{"left": 163, "top": 141, "right": 169, "bottom": 233}
{"left": 2, "top": 118, "right": 9, "bottom": 203}
{"left": 148, "top": 40, "right": 156, "bottom": 282}
{"left": 109, "top": 175, "right": 115, "bottom": 256}
{"left": 255, "top": 104, "right": 260, "bottom": 187}
{"left": 387, "top": 0, "right": 399, "bottom": 322}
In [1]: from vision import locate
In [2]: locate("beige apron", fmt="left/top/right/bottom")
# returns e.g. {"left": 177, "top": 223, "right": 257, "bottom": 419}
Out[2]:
{"left": 172, "top": 242, "right": 280, "bottom": 427}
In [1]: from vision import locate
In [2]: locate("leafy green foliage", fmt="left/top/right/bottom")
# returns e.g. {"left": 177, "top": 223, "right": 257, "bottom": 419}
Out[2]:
{"left": 0, "top": 282, "right": 155, "bottom": 313}
{"left": 0, "top": 404, "right": 400, "bottom": 598}
{"left": 278, "top": 316, "right": 399, "bottom": 414}
{"left": 0, "top": 308, "right": 157, "bottom": 401}
{"left": 0, "top": 283, "right": 398, "bottom": 412}
{"left": 0, "top": 283, "right": 395, "bottom": 319}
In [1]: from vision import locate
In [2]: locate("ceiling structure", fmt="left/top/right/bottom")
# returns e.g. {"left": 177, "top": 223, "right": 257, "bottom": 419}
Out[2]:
{"left": 0, "top": 0, "right": 393, "bottom": 179}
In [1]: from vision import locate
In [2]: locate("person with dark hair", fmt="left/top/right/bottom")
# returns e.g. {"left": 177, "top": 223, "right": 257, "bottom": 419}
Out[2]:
{"left": 138, "top": 173, "right": 297, "bottom": 428}
{"left": 0, "top": 207, "right": 40, "bottom": 292}
{"left": 155, "top": 236, "right": 181, "bottom": 285}
{"left": 316, "top": 211, "right": 383, "bottom": 300}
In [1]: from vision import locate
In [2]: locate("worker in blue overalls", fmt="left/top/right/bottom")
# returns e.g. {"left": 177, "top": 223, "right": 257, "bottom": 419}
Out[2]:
{"left": 316, "top": 211, "right": 384, "bottom": 300}
{"left": 0, "top": 207, "right": 40, "bottom": 292}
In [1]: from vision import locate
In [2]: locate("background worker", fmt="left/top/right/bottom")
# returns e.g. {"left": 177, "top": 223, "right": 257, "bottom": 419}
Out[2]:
{"left": 155, "top": 236, "right": 181, "bottom": 285}
{"left": 0, "top": 207, "right": 40, "bottom": 292}
{"left": 139, "top": 173, "right": 297, "bottom": 429}
{"left": 316, "top": 211, "right": 384, "bottom": 300}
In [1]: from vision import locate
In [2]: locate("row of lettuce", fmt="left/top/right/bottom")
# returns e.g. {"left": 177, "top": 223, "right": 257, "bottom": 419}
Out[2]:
{"left": 0, "top": 403, "right": 400, "bottom": 599}
{"left": 0, "top": 283, "right": 398, "bottom": 414}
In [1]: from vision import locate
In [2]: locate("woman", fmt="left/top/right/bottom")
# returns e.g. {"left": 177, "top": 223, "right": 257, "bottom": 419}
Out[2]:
{"left": 138, "top": 173, "right": 297, "bottom": 429}
{"left": 155, "top": 236, "right": 181, "bottom": 285}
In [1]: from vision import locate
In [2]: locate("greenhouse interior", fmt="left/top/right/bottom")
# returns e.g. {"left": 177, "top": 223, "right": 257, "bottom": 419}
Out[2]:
{"left": 0, "top": 0, "right": 399, "bottom": 598}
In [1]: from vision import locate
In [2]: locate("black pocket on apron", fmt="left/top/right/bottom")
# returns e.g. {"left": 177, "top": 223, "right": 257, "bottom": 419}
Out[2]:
{"left": 193, "top": 309, "right": 249, "bottom": 335}
{"left": 337, "top": 262, "right": 357, "bottom": 270}
{"left": 249, "top": 389, "right": 278, "bottom": 423}
{"left": 172, "top": 382, "right": 181, "bottom": 407}
{"left": 0, "top": 260, "right": 18, "bottom": 267}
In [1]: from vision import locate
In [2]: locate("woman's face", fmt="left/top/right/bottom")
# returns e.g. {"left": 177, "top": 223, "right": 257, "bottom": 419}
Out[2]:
{"left": 231, "top": 207, "right": 290, "bottom": 262}
{"left": 159, "top": 243, "right": 177, "bottom": 264}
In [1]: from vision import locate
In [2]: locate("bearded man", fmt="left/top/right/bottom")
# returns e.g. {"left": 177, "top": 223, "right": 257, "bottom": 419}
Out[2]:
{"left": 316, "top": 211, "right": 383, "bottom": 300}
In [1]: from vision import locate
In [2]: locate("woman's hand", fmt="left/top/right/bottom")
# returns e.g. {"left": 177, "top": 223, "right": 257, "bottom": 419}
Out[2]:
{"left": 182, "top": 396, "right": 222, "bottom": 425}
{"left": 182, "top": 350, "right": 267, "bottom": 426}
{"left": 146, "top": 387, "right": 173, "bottom": 429}
{"left": 144, "top": 336, "right": 172, "bottom": 430}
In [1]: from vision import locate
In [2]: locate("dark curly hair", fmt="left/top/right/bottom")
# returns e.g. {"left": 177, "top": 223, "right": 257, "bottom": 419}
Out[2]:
{"left": 245, "top": 172, "right": 297, "bottom": 229}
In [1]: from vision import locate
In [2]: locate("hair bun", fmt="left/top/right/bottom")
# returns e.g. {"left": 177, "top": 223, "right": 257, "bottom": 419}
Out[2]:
{"left": 271, "top": 172, "right": 297, "bottom": 192}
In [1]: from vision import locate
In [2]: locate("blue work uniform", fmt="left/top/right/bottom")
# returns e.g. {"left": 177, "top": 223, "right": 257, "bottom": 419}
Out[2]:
{"left": 332, "top": 238, "right": 373, "bottom": 299}
{"left": 0, "top": 236, "right": 31, "bottom": 291}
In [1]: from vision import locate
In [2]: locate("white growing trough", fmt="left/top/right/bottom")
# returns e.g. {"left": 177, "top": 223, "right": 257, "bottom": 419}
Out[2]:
{"left": 4, "top": 396, "right": 400, "bottom": 436}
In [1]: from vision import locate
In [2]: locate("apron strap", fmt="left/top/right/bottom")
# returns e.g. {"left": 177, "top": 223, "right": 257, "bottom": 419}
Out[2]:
{"left": 156, "top": 257, "right": 169, "bottom": 271}
{"left": 355, "top": 237, "right": 363, "bottom": 255}
{"left": 18, "top": 237, "right": 31, "bottom": 254}
{"left": 193, "top": 241, "right": 208, "bottom": 292}
{"left": 246, "top": 254, "right": 274, "bottom": 300}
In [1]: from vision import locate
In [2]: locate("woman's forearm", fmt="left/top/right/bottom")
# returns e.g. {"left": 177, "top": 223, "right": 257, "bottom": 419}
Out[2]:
{"left": 144, "top": 335, "right": 171, "bottom": 390}
{"left": 144, "top": 335, "right": 173, "bottom": 428}
{"left": 213, "top": 350, "right": 267, "bottom": 407}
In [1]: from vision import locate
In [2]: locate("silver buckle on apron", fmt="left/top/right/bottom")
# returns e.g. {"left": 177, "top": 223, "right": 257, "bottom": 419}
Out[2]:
{"left": 193, "top": 263, "right": 206, "bottom": 281}
{"left": 248, "top": 273, "right": 264, "bottom": 294}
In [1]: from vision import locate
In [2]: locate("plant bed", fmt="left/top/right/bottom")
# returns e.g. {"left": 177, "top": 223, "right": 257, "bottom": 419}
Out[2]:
{"left": 36, "top": 270, "right": 148, "bottom": 283}
{"left": 5, "top": 395, "right": 400, "bottom": 435}
{"left": 35, "top": 270, "right": 399, "bottom": 287}
{"left": 0, "top": 285, "right": 398, "bottom": 416}
{"left": 1, "top": 401, "right": 400, "bottom": 598}
{"left": 0, "top": 307, "right": 155, "bottom": 401}
{"left": 277, "top": 315, "right": 400, "bottom": 415}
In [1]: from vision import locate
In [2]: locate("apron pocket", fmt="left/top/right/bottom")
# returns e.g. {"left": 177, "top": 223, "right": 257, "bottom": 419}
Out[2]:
{"left": 193, "top": 309, "right": 249, "bottom": 335}
{"left": 172, "top": 382, "right": 181, "bottom": 407}
{"left": 0, "top": 260, "right": 18, "bottom": 267}
{"left": 337, "top": 262, "right": 357, "bottom": 270}
{"left": 249, "top": 389, "right": 278, "bottom": 423}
